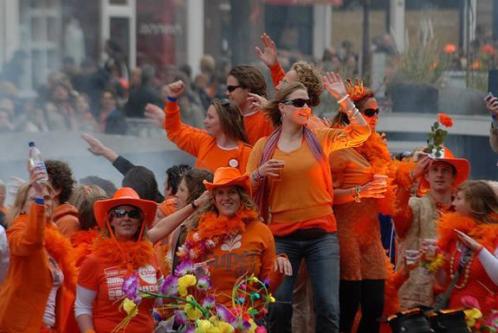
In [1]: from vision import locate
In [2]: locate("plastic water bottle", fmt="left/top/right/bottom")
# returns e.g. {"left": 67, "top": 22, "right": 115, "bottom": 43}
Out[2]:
{"left": 28, "top": 141, "right": 48, "bottom": 181}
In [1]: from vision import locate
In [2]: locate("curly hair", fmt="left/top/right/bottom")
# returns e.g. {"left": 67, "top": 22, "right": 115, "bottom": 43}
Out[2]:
{"left": 212, "top": 99, "right": 249, "bottom": 143}
{"left": 228, "top": 65, "right": 267, "bottom": 97}
{"left": 291, "top": 61, "right": 323, "bottom": 107}
{"left": 45, "top": 160, "right": 75, "bottom": 204}
{"left": 166, "top": 164, "right": 192, "bottom": 195}
{"left": 263, "top": 82, "right": 307, "bottom": 127}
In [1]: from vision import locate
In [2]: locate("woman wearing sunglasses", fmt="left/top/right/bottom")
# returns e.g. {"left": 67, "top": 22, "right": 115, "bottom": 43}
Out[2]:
{"left": 75, "top": 187, "right": 161, "bottom": 333}
{"left": 329, "top": 81, "right": 420, "bottom": 333}
{"left": 158, "top": 80, "right": 252, "bottom": 174}
{"left": 247, "top": 74, "right": 370, "bottom": 333}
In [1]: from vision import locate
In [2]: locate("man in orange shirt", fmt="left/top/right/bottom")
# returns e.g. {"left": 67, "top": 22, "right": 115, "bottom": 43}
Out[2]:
{"left": 226, "top": 65, "right": 274, "bottom": 145}
{"left": 45, "top": 160, "right": 80, "bottom": 237}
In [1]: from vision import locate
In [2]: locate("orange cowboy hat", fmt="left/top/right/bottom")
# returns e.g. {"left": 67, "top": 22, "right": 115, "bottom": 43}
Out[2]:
{"left": 93, "top": 187, "right": 157, "bottom": 229}
{"left": 419, "top": 147, "right": 470, "bottom": 191}
{"left": 203, "top": 167, "right": 251, "bottom": 195}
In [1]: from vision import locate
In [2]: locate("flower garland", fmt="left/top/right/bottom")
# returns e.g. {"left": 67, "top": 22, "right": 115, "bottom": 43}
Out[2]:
{"left": 177, "top": 209, "right": 258, "bottom": 264}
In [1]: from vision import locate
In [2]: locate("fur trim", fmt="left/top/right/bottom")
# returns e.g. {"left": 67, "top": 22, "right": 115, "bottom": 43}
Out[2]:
{"left": 45, "top": 225, "right": 77, "bottom": 290}
{"left": 92, "top": 236, "right": 155, "bottom": 271}
{"left": 70, "top": 229, "right": 100, "bottom": 268}
{"left": 438, "top": 212, "right": 498, "bottom": 253}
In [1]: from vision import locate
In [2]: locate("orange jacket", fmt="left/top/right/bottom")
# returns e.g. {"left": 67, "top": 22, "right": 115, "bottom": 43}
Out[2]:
{"left": 53, "top": 203, "right": 80, "bottom": 238}
{"left": 164, "top": 101, "right": 252, "bottom": 173}
{"left": 0, "top": 204, "right": 77, "bottom": 333}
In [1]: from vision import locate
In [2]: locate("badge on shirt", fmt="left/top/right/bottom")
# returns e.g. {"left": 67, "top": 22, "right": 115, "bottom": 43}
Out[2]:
{"left": 228, "top": 158, "right": 239, "bottom": 168}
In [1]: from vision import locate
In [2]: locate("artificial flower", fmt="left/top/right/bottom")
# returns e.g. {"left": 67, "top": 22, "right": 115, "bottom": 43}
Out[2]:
{"left": 197, "top": 276, "right": 211, "bottom": 290}
{"left": 443, "top": 43, "right": 457, "bottom": 54}
{"left": 464, "top": 307, "right": 483, "bottom": 328}
{"left": 160, "top": 274, "right": 178, "bottom": 296}
{"left": 122, "top": 298, "right": 138, "bottom": 317}
{"left": 178, "top": 274, "right": 197, "bottom": 296}
{"left": 122, "top": 273, "right": 140, "bottom": 303}
{"left": 195, "top": 319, "right": 214, "bottom": 332}
{"left": 215, "top": 320, "right": 235, "bottom": 333}
{"left": 461, "top": 296, "right": 481, "bottom": 310}
{"left": 202, "top": 296, "right": 216, "bottom": 309}
{"left": 185, "top": 302, "right": 203, "bottom": 321}
{"left": 438, "top": 113, "right": 453, "bottom": 128}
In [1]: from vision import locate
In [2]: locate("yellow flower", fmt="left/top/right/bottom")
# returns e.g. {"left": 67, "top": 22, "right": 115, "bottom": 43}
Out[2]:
{"left": 185, "top": 302, "right": 202, "bottom": 320}
{"left": 195, "top": 319, "right": 213, "bottom": 333}
{"left": 247, "top": 319, "right": 258, "bottom": 333}
{"left": 122, "top": 298, "right": 138, "bottom": 317}
{"left": 268, "top": 295, "right": 276, "bottom": 303}
{"left": 464, "top": 308, "right": 483, "bottom": 327}
{"left": 214, "top": 321, "right": 234, "bottom": 333}
{"left": 178, "top": 274, "right": 197, "bottom": 296}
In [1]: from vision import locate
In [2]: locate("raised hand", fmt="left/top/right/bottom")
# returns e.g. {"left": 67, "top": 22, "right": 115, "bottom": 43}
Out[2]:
{"left": 411, "top": 154, "right": 431, "bottom": 179}
{"left": 144, "top": 103, "right": 165, "bottom": 129}
{"left": 322, "top": 72, "right": 348, "bottom": 100}
{"left": 485, "top": 93, "right": 498, "bottom": 117}
{"left": 81, "top": 133, "right": 118, "bottom": 162}
{"left": 455, "top": 229, "right": 484, "bottom": 252}
{"left": 167, "top": 80, "right": 185, "bottom": 99}
{"left": 255, "top": 33, "right": 278, "bottom": 67}
{"left": 247, "top": 93, "right": 268, "bottom": 111}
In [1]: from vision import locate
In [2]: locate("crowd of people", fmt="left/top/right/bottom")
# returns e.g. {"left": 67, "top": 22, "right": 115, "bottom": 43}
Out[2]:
{"left": 0, "top": 32, "right": 496, "bottom": 333}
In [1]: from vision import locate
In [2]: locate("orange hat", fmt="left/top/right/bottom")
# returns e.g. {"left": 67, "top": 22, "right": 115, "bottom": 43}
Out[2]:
{"left": 419, "top": 147, "right": 470, "bottom": 191}
{"left": 93, "top": 187, "right": 157, "bottom": 229}
{"left": 203, "top": 167, "right": 251, "bottom": 195}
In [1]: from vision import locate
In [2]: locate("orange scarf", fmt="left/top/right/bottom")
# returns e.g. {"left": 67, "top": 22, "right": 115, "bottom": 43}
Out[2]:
{"left": 45, "top": 225, "right": 77, "bottom": 290}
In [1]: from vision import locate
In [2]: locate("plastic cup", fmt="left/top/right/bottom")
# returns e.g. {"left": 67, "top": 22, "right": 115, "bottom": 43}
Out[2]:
{"left": 272, "top": 160, "right": 285, "bottom": 182}
{"left": 405, "top": 249, "right": 420, "bottom": 265}
{"left": 422, "top": 238, "right": 438, "bottom": 258}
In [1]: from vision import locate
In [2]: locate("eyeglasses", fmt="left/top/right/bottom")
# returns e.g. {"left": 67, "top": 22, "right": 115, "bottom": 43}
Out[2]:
{"left": 226, "top": 85, "right": 241, "bottom": 93}
{"left": 362, "top": 108, "right": 380, "bottom": 117}
{"left": 110, "top": 208, "right": 142, "bottom": 219}
{"left": 282, "top": 98, "right": 310, "bottom": 108}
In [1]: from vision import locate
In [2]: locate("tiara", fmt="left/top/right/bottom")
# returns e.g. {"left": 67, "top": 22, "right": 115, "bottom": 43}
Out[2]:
{"left": 345, "top": 79, "right": 369, "bottom": 102}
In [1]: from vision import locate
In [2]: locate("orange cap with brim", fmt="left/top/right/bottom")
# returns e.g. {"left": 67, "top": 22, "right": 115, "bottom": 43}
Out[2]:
{"left": 203, "top": 167, "right": 251, "bottom": 195}
{"left": 93, "top": 187, "right": 157, "bottom": 229}
{"left": 419, "top": 147, "right": 470, "bottom": 191}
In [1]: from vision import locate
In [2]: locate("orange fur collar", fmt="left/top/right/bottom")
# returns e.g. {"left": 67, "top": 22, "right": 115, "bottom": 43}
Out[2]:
{"left": 92, "top": 236, "right": 155, "bottom": 271}
{"left": 45, "top": 225, "right": 77, "bottom": 290}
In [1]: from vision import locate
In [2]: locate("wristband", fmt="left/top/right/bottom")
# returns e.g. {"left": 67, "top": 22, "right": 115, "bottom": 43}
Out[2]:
{"left": 352, "top": 185, "right": 362, "bottom": 203}
{"left": 191, "top": 201, "right": 198, "bottom": 210}
{"left": 34, "top": 197, "right": 44, "bottom": 205}
{"left": 167, "top": 96, "right": 177, "bottom": 102}
{"left": 337, "top": 94, "right": 350, "bottom": 104}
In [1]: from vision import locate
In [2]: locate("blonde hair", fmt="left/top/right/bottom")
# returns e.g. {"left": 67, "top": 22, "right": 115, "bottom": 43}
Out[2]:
{"left": 70, "top": 185, "right": 108, "bottom": 230}
{"left": 6, "top": 182, "right": 54, "bottom": 227}
{"left": 263, "top": 82, "right": 307, "bottom": 127}
{"left": 291, "top": 61, "right": 323, "bottom": 107}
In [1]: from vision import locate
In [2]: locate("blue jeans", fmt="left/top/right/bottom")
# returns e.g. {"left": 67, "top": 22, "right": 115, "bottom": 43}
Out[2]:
{"left": 268, "top": 233, "right": 340, "bottom": 333}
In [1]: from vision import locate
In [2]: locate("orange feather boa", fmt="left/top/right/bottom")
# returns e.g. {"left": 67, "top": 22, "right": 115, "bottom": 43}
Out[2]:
{"left": 91, "top": 236, "right": 155, "bottom": 271}
{"left": 45, "top": 225, "right": 77, "bottom": 290}
{"left": 70, "top": 229, "right": 100, "bottom": 268}
{"left": 438, "top": 212, "right": 498, "bottom": 253}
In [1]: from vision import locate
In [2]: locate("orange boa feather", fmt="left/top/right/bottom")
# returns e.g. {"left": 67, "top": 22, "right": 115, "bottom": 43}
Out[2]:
{"left": 45, "top": 225, "right": 77, "bottom": 290}
{"left": 91, "top": 236, "right": 155, "bottom": 270}
{"left": 70, "top": 229, "right": 100, "bottom": 268}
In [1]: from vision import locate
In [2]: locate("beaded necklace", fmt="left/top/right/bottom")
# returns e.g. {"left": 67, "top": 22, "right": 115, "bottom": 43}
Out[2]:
{"left": 449, "top": 247, "right": 474, "bottom": 289}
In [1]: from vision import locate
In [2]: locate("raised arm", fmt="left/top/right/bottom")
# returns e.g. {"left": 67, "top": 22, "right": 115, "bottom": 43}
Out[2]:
{"left": 255, "top": 33, "right": 285, "bottom": 87}
{"left": 147, "top": 191, "right": 211, "bottom": 244}
{"left": 320, "top": 73, "right": 370, "bottom": 151}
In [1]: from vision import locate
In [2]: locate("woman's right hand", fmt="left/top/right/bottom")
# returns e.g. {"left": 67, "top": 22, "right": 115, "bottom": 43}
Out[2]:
{"left": 29, "top": 164, "right": 47, "bottom": 197}
{"left": 257, "top": 159, "right": 285, "bottom": 178}
{"left": 144, "top": 103, "right": 165, "bottom": 128}
{"left": 255, "top": 33, "right": 278, "bottom": 67}
{"left": 247, "top": 93, "right": 268, "bottom": 111}
{"left": 167, "top": 80, "right": 185, "bottom": 99}
{"left": 358, "top": 180, "right": 387, "bottom": 199}
{"left": 193, "top": 191, "right": 211, "bottom": 208}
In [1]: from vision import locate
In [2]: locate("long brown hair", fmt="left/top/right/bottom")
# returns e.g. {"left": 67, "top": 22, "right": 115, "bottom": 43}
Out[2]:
{"left": 263, "top": 82, "right": 307, "bottom": 127}
{"left": 211, "top": 99, "right": 248, "bottom": 143}
{"left": 182, "top": 168, "right": 213, "bottom": 205}
{"left": 458, "top": 180, "right": 498, "bottom": 224}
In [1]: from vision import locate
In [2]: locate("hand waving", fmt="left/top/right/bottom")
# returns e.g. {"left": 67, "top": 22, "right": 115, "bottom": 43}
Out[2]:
{"left": 322, "top": 72, "right": 348, "bottom": 100}
{"left": 255, "top": 33, "right": 278, "bottom": 67}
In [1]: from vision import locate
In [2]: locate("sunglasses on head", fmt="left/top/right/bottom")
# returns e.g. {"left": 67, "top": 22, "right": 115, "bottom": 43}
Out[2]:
{"left": 362, "top": 108, "right": 380, "bottom": 117}
{"left": 282, "top": 98, "right": 310, "bottom": 108}
{"left": 226, "top": 85, "right": 241, "bottom": 93}
{"left": 110, "top": 208, "right": 142, "bottom": 219}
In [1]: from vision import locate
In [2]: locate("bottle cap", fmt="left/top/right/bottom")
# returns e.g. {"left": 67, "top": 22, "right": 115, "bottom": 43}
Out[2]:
{"left": 28, "top": 141, "right": 35, "bottom": 147}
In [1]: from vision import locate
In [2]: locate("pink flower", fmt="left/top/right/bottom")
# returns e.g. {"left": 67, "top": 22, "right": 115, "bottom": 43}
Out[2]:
{"left": 461, "top": 295, "right": 481, "bottom": 309}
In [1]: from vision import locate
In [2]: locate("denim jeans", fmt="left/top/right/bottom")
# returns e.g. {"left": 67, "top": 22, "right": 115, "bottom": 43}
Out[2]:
{"left": 268, "top": 233, "right": 340, "bottom": 333}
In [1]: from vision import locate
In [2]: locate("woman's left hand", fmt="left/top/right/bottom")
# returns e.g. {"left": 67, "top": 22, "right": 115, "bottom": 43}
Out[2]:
{"left": 322, "top": 72, "right": 347, "bottom": 100}
{"left": 247, "top": 93, "right": 268, "bottom": 111}
{"left": 193, "top": 191, "right": 211, "bottom": 208}
{"left": 455, "top": 229, "right": 484, "bottom": 252}
{"left": 274, "top": 255, "right": 292, "bottom": 276}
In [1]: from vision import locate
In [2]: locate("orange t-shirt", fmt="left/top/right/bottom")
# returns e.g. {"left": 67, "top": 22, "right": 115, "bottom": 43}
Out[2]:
{"left": 201, "top": 220, "right": 276, "bottom": 306}
{"left": 243, "top": 110, "right": 273, "bottom": 145}
{"left": 78, "top": 256, "right": 160, "bottom": 333}
{"left": 157, "top": 196, "right": 177, "bottom": 219}
{"left": 164, "top": 102, "right": 252, "bottom": 173}
{"left": 247, "top": 126, "right": 370, "bottom": 236}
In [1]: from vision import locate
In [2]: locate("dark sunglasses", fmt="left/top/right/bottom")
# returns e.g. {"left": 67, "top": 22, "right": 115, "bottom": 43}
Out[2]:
{"left": 282, "top": 98, "right": 310, "bottom": 108}
{"left": 226, "top": 85, "right": 241, "bottom": 93}
{"left": 362, "top": 108, "right": 380, "bottom": 117}
{"left": 110, "top": 208, "right": 142, "bottom": 219}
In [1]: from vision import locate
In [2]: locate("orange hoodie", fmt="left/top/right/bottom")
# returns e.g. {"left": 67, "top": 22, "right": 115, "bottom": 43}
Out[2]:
{"left": 52, "top": 203, "right": 79, "bottom": 238}
{"left": 0, "top": 204, "right": 77, "bottom": 333}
